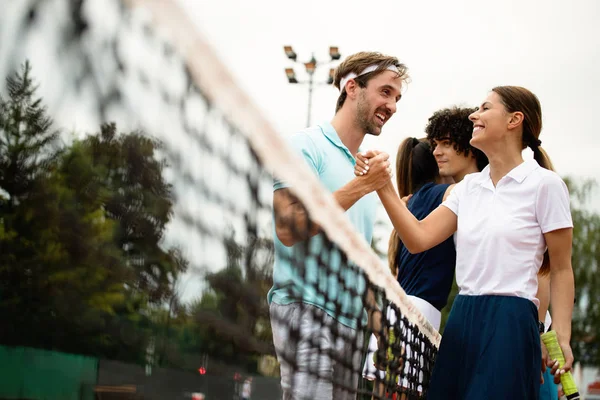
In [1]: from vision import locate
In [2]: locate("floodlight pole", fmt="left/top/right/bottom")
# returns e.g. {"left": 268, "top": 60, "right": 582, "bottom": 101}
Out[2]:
{"left": 283, "top": 46, "right": 341, "bottom": 127}
{"left": 306, "top": 58, "right": 315, "bottom": 128}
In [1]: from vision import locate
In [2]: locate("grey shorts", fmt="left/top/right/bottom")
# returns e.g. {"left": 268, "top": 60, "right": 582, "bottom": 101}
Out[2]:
{"left": 269, "top": 302, "right": 364, "bottom": 400}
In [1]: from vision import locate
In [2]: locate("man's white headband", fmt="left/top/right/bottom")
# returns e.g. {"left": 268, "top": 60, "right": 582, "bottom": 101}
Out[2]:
{"left": 339, "top": 64, "right": 400, "bottom": 93}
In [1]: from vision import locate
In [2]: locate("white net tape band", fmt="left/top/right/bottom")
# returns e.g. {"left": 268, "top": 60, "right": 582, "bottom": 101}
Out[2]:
{"left": 125, "top": 0, "right": 441, "bottom": 347}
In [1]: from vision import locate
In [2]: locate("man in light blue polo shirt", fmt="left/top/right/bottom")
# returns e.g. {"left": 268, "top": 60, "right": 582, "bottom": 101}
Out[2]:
{"left": 269, "top": 51, "right": 409, "bottom": 400}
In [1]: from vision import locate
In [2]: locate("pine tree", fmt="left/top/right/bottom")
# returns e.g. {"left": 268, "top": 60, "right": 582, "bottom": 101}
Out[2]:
{"left": 0, "top": 61, "right": 60, "bottom": 206}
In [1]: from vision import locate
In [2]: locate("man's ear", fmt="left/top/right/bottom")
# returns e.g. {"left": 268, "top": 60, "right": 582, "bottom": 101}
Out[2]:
{"left": 345, "top": 79, "right": 359, "bottom": 100}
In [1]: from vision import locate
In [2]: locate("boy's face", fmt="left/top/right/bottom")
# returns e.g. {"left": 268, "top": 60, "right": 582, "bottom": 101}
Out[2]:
{"left": 431, "top": 136, "right": 476, "bottom": 182}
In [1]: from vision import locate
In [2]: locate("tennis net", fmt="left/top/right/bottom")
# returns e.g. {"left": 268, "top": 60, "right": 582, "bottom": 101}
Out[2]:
{"left": 0, "top": 1, "right": 441, "bottom": 398}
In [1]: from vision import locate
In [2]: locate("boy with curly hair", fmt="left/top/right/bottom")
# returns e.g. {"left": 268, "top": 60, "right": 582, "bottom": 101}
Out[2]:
{"left": 426, "top": 106, "right": 488, "bottom": 182}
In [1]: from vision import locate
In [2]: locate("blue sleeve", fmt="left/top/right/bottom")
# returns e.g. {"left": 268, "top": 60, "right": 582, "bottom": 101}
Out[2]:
{"left": 273, "top": 132, "right": 321, "bottom": 191}
{"left": 430, "top": 183, "right": 451, "bottom": 206}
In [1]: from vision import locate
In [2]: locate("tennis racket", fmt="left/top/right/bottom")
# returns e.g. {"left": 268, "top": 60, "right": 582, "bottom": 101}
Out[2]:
{"left": 541, "top": 330, "right": 580, "bottom": 400}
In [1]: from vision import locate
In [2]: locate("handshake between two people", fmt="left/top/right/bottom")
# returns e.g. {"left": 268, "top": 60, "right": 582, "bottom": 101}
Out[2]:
{"left": 354, "top": 150, "right": 393, "bottom": 194}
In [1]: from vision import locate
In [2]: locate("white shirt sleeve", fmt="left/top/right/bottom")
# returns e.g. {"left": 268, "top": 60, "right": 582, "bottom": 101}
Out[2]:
{"left": 441, "top": 177, "right": 468, "bottom": 215}
{"left": 535, "top": 174, "right": 573, "bottom": 233}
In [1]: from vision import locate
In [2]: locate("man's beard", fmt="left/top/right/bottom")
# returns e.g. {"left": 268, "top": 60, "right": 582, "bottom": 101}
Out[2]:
{"left": 356, "top": 93, "right": 380, "bottom": 135}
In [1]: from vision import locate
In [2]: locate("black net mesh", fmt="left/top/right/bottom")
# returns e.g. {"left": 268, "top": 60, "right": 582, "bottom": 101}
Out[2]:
{"left": 0, "top": 1, "right": 439, "bottom": 399}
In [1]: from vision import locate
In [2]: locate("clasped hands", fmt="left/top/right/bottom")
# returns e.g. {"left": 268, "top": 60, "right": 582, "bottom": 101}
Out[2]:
{"left": 354, "top": 150, "right": 393, "bottom": 192}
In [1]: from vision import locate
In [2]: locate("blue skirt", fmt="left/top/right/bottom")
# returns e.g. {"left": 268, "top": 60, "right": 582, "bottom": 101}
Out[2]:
{"left": 427, "top": 295, "right": 541, "bottom": 400}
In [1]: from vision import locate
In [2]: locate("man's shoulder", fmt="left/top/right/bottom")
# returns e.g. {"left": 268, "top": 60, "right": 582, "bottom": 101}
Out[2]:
{"left": 290, "top": 125, "right": 324, "bottom": 138}
{"left": 286, "top": 126, "right": 325, "bottom": 150}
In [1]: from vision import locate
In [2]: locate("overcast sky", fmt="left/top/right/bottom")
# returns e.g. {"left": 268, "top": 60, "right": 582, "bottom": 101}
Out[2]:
{"left": 2, "top": 0, "right": 599, "bottom": 303}
{"left": 177, "top": 0, "right": 600, "bottom": 211}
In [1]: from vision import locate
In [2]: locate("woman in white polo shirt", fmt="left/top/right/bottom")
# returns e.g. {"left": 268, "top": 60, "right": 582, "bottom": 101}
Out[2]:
{"left": 373, "top": 86, "right": 574, "bottom": 399}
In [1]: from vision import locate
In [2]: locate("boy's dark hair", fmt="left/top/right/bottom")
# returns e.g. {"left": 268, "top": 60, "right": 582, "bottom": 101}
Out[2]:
{"left": 425, "top": 106, "right": 488, "bottom": 171}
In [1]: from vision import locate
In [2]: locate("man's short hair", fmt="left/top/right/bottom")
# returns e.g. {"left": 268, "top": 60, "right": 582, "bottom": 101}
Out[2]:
{"left": 425, "top": 106, "right": 488, "bottom": 171}
{"left": 332, "top": 52, "right": 409, "bottom": 113}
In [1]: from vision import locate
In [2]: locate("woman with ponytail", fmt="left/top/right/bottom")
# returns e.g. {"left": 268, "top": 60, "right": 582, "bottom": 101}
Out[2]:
{"left": 493, "top": 87, "right": 564, "bottom": 400}
{"left": 362, "top": 137, "right": 455, "bottom": 397}
{"left": 360, "top": 86, "right": 574, "bottom": 399}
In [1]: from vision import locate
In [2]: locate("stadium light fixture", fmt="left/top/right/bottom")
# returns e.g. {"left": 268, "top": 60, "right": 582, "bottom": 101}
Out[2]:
{"left": 283, "top": 46, "right": 297, "bottom": 61}
{"left": 304, "top": 57, "right": 317, "bottom": 75}
{"left": 327, "top": 68, "right": 335, "bottom": 85}
{"left": 329, "top": 46, "right": 341, "bottom": 60}
{"left": 285, "top": 68, "right": 298, "bottom": 83}
{"left": 283, "top": 46, "right": 342, "bottom": 126}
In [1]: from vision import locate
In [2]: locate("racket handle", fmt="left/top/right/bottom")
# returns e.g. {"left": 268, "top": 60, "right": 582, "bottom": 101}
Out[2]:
{"left": 541, "top": 330, "right": 580, "bottom": 400}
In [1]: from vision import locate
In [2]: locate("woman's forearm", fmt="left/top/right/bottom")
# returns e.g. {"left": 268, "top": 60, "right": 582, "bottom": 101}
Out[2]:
{"left": 550, "top": 267, "right": 575, "bottom": 343}
{"left": 377, "top": 182, "right": 426, "bottom": 253}
{"left": 377, "top": 181, "right": 457, "bottom": 254}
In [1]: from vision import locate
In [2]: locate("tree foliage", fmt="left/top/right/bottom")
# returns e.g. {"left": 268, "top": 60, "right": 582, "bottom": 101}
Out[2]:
{"left": 565, "top": 178, "right": 600, "bottom": 366}
{"left": 0, "top": 62, "right": 276, "bottom": 376}
{"left": 0, "top": 63, "right": 185, "bottom": 363}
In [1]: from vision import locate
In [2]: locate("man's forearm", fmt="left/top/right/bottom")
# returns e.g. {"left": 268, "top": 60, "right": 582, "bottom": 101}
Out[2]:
{"left": 275, "top": 202, "right": 320, "bottom": 246}
{"left": 333, "top": 177, "right": 371, "bottom": 211}
{"left": 276, "top": 177, "right": 370, "bottom": 246}
{"left": 365, "top": 287, "right": 382, "bottom": 336}
{"left": 550, "top": 268, "right": 575, "bottom": 342}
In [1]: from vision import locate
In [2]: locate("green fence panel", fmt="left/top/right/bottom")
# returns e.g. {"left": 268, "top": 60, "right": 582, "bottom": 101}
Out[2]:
{"left": 0, "top": 346, "right": 97, "bottom": 400}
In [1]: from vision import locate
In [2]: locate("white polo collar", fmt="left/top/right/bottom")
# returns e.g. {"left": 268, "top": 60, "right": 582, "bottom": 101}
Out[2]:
{"left": 474, "top": 159, "right": 540, "bottom": 189}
